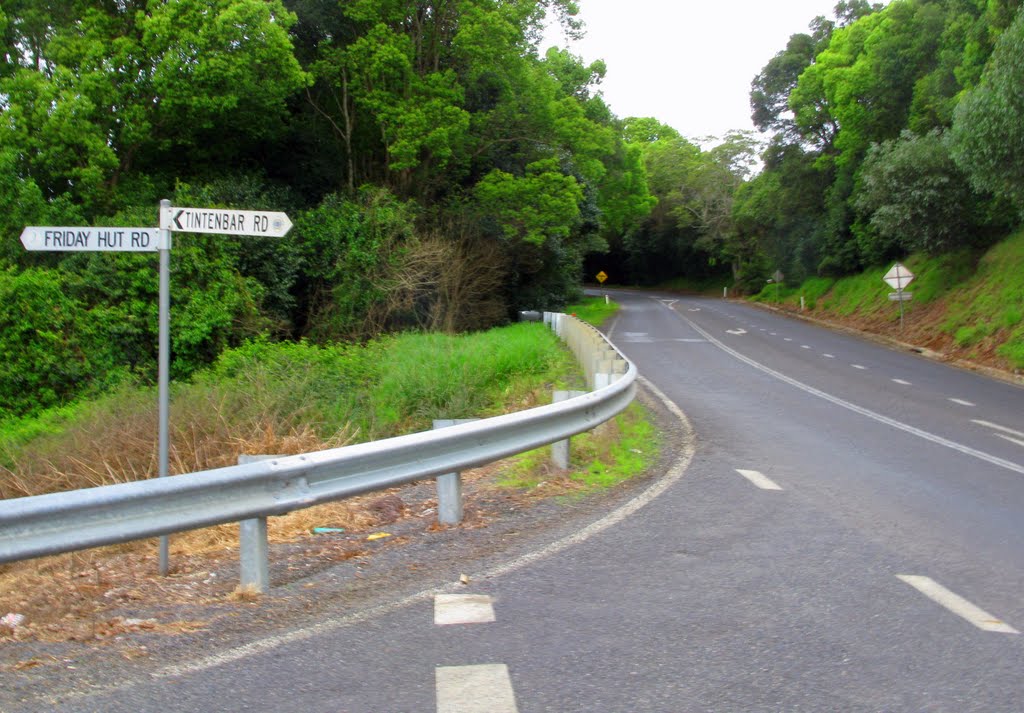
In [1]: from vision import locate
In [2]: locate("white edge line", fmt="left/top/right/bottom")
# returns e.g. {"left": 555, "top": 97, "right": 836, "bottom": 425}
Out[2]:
{"left": 735, "top": 469, "right": 783, "bottom": 491}
{"left": 897, "top": 575, "right": 1019, "bottom": 634}
{"left": 149, "top": 376, "right": 697, "bottom": 680}
{"left": 672, "top": 309, "right": 1024, "bottom": 477}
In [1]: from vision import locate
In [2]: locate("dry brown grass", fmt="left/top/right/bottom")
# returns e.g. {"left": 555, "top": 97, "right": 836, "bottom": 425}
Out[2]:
{"left": 0, "top": 387, "right": 357, "bottom": 500}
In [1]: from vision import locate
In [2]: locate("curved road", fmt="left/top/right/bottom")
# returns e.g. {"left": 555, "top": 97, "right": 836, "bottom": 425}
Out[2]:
{"left": 41, "top": 291, "right": 1024, "bottom": 711}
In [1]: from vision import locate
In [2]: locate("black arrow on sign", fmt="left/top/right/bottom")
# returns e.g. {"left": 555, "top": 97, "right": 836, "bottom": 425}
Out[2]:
{"left": 173, "top": 210, "right": 186, "bottom": 230}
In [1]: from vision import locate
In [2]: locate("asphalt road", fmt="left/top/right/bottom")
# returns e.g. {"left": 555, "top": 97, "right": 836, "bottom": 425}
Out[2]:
{"left": 35, "top": 291, "right": 1024, "bottom": 712}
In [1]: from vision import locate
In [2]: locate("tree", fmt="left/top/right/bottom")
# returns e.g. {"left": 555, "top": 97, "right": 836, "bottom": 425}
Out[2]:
{"left": 474, "top": 158, "right": 583, "bottom": 246}
{"left": 0, "top": 0, "right": 308, "bottom": 215}
{"left": 949, "top": 5, "right": 1024, "bottom": 217}
{"left": 855, "top": 129, "right": 975, "bottom": 259}
{"left": 751, "top": 33, "right": 820, "bottom": 139}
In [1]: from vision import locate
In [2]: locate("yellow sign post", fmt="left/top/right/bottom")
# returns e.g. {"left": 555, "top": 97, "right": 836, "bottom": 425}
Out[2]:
{"left": 596, "top": 271, "right": 608, "bottom": 284}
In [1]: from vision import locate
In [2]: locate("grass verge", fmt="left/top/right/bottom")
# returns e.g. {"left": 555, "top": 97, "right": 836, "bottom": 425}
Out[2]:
{"left": 496, "top": 401, "right": 658, "bottom": 494}
{"left": 565, "top": 296, "right": 620, "bottom": 327}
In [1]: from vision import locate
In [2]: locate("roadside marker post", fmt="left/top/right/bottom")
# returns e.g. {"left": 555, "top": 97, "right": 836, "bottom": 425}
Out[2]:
{"left": 883, "top": 263, "right": 915, "bottom": 332}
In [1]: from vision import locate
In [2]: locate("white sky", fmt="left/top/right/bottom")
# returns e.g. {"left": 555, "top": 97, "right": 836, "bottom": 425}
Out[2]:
{"left": 543, "top": 0, "right": 842, "bottom": 144}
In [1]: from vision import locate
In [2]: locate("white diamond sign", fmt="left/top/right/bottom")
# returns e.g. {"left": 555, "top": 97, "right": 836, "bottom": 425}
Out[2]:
{"left": 883, "top": 262, "right": 914, "bottom": 291}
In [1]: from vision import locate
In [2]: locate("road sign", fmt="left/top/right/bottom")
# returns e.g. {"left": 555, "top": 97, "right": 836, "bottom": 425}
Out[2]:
{"left": 773, "top": 269, "right": 784, "bottom": 283}
{"left": 883, "top": 262, "right": 914, "bottom": 290}
{"left": 20, "top": 226, "right": 159, "bottom": 252}
{"left": 160, "top": 206, "right": 292, "bottom": 237}
{"left": 888, "top": 291, "right": 913, "bottom": 302}
{"left": 596, "top": 271, "right": 608, "bottom": 284}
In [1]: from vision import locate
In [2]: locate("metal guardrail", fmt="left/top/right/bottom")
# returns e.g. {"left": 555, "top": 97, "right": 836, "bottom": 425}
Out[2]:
{"left": 0, "top": 313, "right": 635, "bottom": 567}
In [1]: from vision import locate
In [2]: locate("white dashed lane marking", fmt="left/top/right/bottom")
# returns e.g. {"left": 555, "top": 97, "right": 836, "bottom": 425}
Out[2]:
{"left": 897, "top": 575, "right": 1019, "bottom": 634}
{"left": 436, "top": 664, "right": 519, "bottom": 713}
{"left": 823, "top": 354, "right": 835, "bottom": 359}
{"left": 949, "top": 398, "right": 976, "bottom": 407}
{"left": 435, "top": 594, "right": 496, "bottom": 626}
{"left": 972, "top": 419, "right": 1024, "bottom": 439}
{"left": 892, "top": 379, "right": 912, "bottom": 385}
{"left": 735, "top": 469, "right": 783, "bottom": 491}
{"left": 852, "top": 364, "right": 867, "bottom": 370}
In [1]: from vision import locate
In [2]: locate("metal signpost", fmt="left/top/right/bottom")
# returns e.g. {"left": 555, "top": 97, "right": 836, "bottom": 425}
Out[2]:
{"left": 773, "top": 270, "right": 784, "bottom": 303}
{"left": 883, "top": 262, "right": 915, "bottom": 331}
{"left": 21, "top": 200, "right": 292, "bottom": 575}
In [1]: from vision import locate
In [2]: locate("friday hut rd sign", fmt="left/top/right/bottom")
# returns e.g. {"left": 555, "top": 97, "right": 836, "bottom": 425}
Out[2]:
{"left": 20, "top": 226, "right": 159, "bottom": 252}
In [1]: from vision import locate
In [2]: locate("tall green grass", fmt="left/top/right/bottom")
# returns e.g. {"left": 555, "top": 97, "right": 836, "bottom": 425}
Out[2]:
{"left": 565, "top": 296, "right": 620, "bottom": 327}
{"left": 366, "top": 324, "right": 576, "bottom": 434}
{"left": 0, "top": 323, "right": 578, "bottom": 497}
{"left": 942, "top": 231, "right": 1024, "bottom": 367}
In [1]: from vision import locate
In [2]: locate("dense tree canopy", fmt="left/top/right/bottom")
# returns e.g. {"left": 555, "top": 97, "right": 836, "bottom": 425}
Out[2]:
{"left": 2, "top": 0, "right": 1022, "bottom": 418}
{"left": 736, "top": 0, "right": 1023, "bottom": 283}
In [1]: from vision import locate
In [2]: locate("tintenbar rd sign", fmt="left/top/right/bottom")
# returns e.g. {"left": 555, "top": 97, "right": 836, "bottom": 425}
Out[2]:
{"left": 161, "top": 206, "right": 292, "bottom": 237}
{"left": 20, "top": 226, "right": 159, "bottom": 252}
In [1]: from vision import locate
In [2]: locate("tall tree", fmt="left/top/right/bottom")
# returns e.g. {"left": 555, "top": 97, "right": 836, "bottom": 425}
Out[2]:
{"left": 949, "top": 4, "right": 1024, "bottom": 217}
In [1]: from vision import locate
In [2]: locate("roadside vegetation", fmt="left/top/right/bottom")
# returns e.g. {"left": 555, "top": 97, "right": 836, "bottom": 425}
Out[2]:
{"left": 565, "top": 296, "right": 620, "bottom": 327}
{"left": 747, "top": 228, "right": 1024, "bottom": 372}
{"left": 0, "top": 323, "right": 580, "bottom": 499}
{"left": 0, "top": 301, "right": 666, "bottom": 639}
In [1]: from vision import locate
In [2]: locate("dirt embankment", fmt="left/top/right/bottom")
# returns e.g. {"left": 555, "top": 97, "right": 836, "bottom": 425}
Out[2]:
{"left": 758, "top": 298, "right": 1023, "bottom": 385}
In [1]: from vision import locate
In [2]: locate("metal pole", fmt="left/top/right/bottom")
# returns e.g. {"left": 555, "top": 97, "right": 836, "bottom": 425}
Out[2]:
{"left": 158, "top": 199, "right": 172, "bottom": 575}
{"left": 898, "top": 290, "right": 905, "bottom": 333}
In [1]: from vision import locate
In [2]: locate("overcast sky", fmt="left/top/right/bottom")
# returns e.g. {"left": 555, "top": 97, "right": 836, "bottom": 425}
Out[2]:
{"left": 542, "top": 0, "right": 843, "bottom": 143}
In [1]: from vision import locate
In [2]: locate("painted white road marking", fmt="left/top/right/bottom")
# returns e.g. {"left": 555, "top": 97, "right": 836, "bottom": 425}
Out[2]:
{"left": 892, "top": 379, "right": 911, "bottom": 385}
{"left": 897, "top": 575, "right": 1019, "bottom": 634}
{"left": 823, "top": 354, "right": 835, "bottom": 359}
{"left": 770, "top": 332, "right": 777, "bottom": 336}
{"left": 726, "top": 328, "right": 747, "bottom": 335}
{"left": 435, "top": 594, "right": 496, "bottom": 626}
{"left": 784, "top": 338, "right": 793, "bottom": 342}
{"left": 801, "top": 345, "right": 811, "bottom": 350}
{"left": 735, "top": 469, "right": 783, "bottom": 491}
{"left": 949, "top": 398, "right": 976, "bottom": 407}
{"left": 996, "top": 433, "right": 1024, "bottom": 449}
{"left": 972, "top": 419, "right": 1024, "bottom": 439}
{"left": 436, "top": 664, "right": 519, "bottom": 713}
{"left": 673, "top": 309, "right": 1024, "bottom": 477}
{"left": 852, "top": 364, "right": 867, "bottom": 370}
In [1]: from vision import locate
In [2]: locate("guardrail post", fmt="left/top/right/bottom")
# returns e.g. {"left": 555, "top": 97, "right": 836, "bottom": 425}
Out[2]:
{"left": 239, "top": 517, "right": 269, "bottom": 593}
{"left": 237, "top": 455, "right": 276, "bottom": 593}
{"left": 432, "top": 420, "right": 478, "bottom": 525}
{"left": 551, "top": 391, "right": 587, "bottom": 469}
